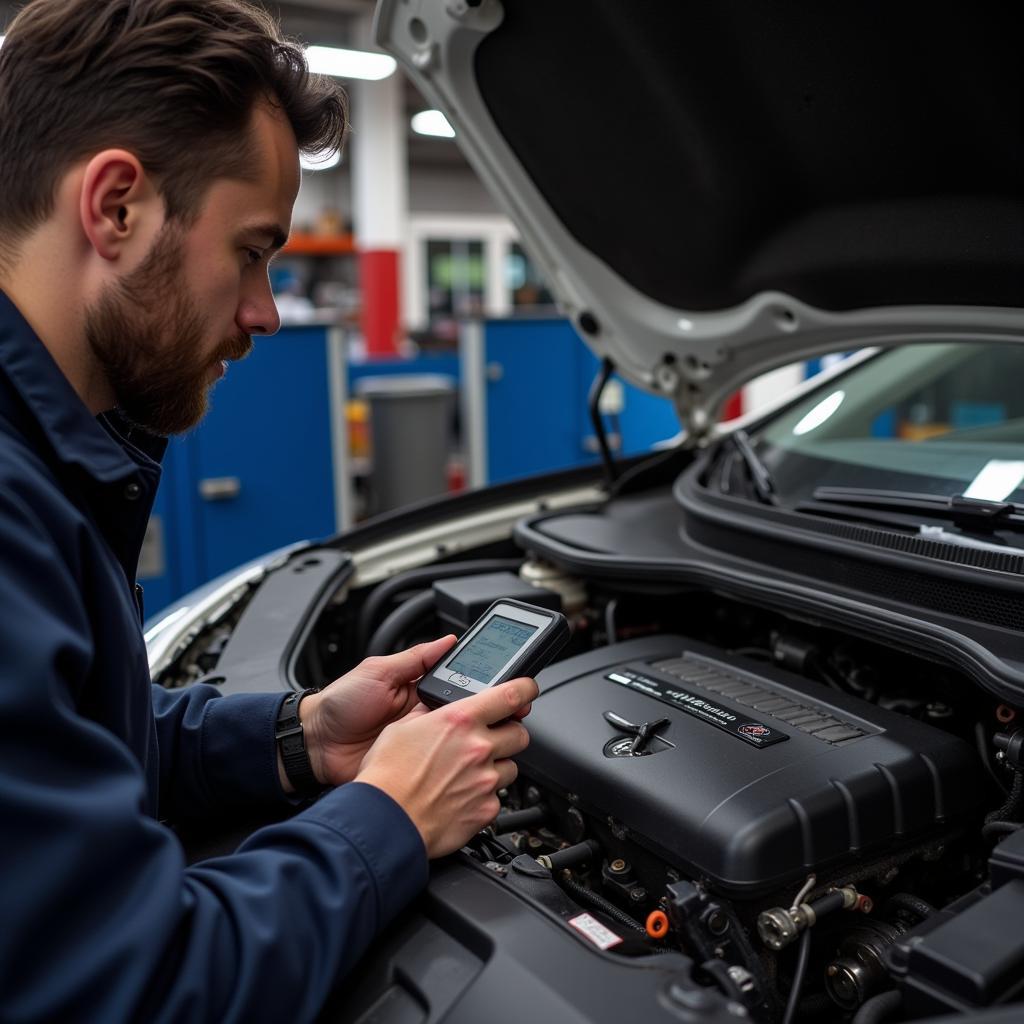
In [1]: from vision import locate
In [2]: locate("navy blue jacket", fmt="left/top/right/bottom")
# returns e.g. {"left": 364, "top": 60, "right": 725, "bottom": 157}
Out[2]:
{"left": 0, "top": 292, "right": 427, "bottom": 1022}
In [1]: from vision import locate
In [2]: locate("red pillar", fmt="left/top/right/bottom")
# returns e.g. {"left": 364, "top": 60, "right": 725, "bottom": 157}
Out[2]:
{"left": 351, "top": 54, "right": 406, "bottom": 360}
{"left": 360, "top": 249, "right": 401, "bottom": 357}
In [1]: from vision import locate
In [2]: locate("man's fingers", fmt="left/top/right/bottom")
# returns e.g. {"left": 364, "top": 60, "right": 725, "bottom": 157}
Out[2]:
{"left": 367, "top": 635, "right": 456, "bottom": 686}
{"left": 459, "top": 677, "right": 539, "bottom": 726}
{"left": 488, "top": 720, "right": 530, "bottom": 760}
{"left": 494, "top": 758, "right": 519, "bottom": 791}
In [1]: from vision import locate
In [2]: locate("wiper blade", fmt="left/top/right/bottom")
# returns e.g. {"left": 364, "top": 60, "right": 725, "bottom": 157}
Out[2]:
{"left": 811, "top": 487, "right": 1024, "bottom": 533}
{"left": 728, "top": 429, "right": 776, "bottom": 505}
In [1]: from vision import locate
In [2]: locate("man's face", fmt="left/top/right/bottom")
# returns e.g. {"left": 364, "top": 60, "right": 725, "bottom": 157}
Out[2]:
{"left": 85, "top": 105, "right": 301, "bottom": 435}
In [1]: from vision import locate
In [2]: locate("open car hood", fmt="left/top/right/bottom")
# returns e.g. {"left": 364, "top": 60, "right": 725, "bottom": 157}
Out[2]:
{"left": 376, "top": 0, "right": 1024, "bottom": 435}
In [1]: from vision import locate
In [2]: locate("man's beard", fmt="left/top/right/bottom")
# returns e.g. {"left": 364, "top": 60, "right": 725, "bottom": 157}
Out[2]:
{"left": 85, "top": 225, "right": 252, "bottom": 436}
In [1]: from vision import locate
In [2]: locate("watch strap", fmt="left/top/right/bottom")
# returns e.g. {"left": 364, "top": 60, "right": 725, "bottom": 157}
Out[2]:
{"left": 275, "top": 687, "right": 321, "bottom": 796}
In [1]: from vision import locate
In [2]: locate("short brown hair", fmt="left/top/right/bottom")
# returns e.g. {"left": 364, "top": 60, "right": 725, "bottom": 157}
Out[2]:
{"left": 0, "top": 0, "right": 346, "bottom": 246}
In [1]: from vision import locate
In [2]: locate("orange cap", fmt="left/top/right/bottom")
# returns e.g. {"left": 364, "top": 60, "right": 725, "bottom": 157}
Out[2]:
{"left": 646, "top": 909, "right": 670, "bottom": 939}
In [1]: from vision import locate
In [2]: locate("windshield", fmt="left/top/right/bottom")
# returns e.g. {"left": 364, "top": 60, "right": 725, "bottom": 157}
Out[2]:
{"left": 756, "top": 343, "right": 1024, "bottom": 507}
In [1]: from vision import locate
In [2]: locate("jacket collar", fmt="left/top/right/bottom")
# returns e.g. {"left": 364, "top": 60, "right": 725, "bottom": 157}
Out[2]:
{"left": 0, "top": 290, "right": 166, "bottom": 483}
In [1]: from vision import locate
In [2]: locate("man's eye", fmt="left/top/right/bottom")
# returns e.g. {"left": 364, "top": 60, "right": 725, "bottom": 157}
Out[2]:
{"left": 246, "top": 248, "right": 265, "bottom": 265}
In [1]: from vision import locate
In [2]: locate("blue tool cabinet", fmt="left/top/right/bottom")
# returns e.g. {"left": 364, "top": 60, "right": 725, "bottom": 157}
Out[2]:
{"left": 462, "top": 318, "right": 680, "bottom": 486}
{"left": 139, "top": 326, "right": 339, "bottom": 615}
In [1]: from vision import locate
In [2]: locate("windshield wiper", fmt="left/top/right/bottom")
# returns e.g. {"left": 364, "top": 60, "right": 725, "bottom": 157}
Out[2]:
{"left": 727, "top": 429, "right": 777, "bottom": 505}
{"left": 809, "top": 487, "right": 1024, "bottom": 533}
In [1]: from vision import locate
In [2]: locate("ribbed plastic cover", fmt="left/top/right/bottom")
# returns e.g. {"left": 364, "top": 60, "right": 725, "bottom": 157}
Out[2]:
{"left": 521, "top": 637, "right": 980, "bottom": 896}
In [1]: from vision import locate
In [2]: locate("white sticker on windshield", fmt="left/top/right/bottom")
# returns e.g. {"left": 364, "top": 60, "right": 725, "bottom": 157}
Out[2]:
{"left": 962, "top": 461, "right": 1024, "bottom": 503}
{"left": 567, "top": 913, "right": 623, "bottom": 950}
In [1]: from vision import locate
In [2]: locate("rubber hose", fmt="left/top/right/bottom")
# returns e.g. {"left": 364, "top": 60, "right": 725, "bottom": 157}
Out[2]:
{"left": 356, "top": 559, "right": 521, "bottom": 652}
{"left": 365, "top": 590, "right": 437, "bottom": 657}
{"left": 588, "top": 357, "right": 619, "bottom": 485}
{"left": 609, "top": 446, "right": 684, "bottom": 498}
{"left": 985, "top": 769, "right": 1024, "bottom": 826}
{"left": 807, "top": 890, "right": 845, "bottom": 917}
{"left": 982, "top": 819, "right": 1022, "bottom": 840}
{"left": 780, "top": 929, "right": 811, "bottom": 1024}
{"left": 885, "top": 893, "right": 935, "bottom": 922}
{"left": 558, "top": 877, "right": 646, "bottom": 935}
{"left": 977, "top": 722, "right": 1009, "bottom": 794}
{"left": 852, "top": 989, "right": 903, "bottom": 1024}
{"left": 492, "top": 805, "right": 548, "bottom": 833}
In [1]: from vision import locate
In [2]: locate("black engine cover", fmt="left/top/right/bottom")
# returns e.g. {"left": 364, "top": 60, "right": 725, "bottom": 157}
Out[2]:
{"left": 520, "top": 636, "right": 980, "bottom": 897}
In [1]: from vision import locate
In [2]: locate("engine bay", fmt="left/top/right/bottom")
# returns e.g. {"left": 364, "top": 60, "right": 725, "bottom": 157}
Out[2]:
{"left": 318, "top": 553, "right": 1022, "bottom": 1023}
{"left": 158, "top": 479, "right": 1024, "bottom": 1023}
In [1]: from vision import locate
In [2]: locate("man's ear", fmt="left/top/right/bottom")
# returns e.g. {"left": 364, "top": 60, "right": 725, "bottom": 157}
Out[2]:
{"left": 79, "top": 150, "right": 158, "bottom": 261}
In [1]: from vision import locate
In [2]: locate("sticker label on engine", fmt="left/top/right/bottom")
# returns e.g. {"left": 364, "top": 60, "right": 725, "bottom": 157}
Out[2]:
{"left": 567, "top": 913, "right": 623, "bottom": 950}
{"left": 605, "top": 669, "right": 789, "bottom": 748}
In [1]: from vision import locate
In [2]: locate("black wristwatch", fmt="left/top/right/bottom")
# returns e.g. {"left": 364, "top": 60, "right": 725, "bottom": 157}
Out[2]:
{"left": 275, "top": 688, "right": 321, "bottom": 797}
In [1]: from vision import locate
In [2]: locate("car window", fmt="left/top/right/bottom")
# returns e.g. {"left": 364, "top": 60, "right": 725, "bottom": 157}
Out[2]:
{"left": 756, "top": 343, "right": 1024, "bottom": 505}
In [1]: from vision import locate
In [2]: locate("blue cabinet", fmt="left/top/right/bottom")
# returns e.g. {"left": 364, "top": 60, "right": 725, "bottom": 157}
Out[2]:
{"left": 465, "top": 318, "right": 680, "bottom": 486}
{"left": 139, "top": 326, "right": 340, "bottom": 617}
{"left": 483, "top": 320, "right": 586, "bottom": 482}
{"left": 189, "top": 330, "right": 337, "bottom": 580}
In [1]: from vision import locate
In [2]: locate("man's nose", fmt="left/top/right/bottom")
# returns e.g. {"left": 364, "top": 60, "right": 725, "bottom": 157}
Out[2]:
{"left": 238, "top": 282, "right": 282, "bottom": 338}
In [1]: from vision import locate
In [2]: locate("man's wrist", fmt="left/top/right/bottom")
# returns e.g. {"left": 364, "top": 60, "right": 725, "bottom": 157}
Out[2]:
{"left": 354, "top": 773, "right": 431, "bottom": 858}
{"left": 299, "top": 690, "right": 326, "bottom": 783}
{"left": 274, "top": 688, "right": 322, "bottom": 797}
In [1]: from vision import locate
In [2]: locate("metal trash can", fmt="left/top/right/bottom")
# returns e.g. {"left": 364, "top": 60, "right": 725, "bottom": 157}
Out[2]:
{"left": 355, "top": 374, "right": 455, "bottom": 514}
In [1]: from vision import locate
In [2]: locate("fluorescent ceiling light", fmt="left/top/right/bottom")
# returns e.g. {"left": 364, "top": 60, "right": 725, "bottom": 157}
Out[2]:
{"left": 306, "top": 45, "right": 396, "bottom": 81}
{"left": 963, "top": 460, "right": 1024, "bottom": 502}
{"left": 411, "top": 109, "right": 455, "bottom": 138}
{"left": 793, "top": 390, "right": 845, "bottom": 436}
{"left": 300, "top": 149, "right": 341, "bottom": 172}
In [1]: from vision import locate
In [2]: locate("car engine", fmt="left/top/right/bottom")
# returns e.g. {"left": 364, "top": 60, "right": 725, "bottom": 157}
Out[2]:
{"left": 486, "top": 633, "right": 981, "bottom": 1018}
{"left": 317, "top": 562, "right": 1014, "bottom": 1022}
{"left": 520, "top": 638, "right": 976, "bottom": 898}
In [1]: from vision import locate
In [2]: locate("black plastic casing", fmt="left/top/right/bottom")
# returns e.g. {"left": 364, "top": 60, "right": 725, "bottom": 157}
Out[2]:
{"left": 518, "top": 636, "right": 981, "bottom": 898}
{"left": 322, "top": 859, "right": 738, "bottom": 1024}
{"left": 885, "top": 829, "right": 1024, "bottom": 1015}
{"left": 418, "top": 599, "right": 570, "bottom": 710}
{"left": 432, "top": 571, "right": 562, "bottom": 633}
{"left": 886, "top": 881, "right": 1024, "bottom": 1014}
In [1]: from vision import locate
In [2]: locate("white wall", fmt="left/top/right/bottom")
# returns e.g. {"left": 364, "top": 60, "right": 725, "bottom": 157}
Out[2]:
{"left": 292, "top": 168, "right": 353, "bottom": 233}
{"left": 292, "top": 163, "right": 501, "bottom": 234}
{"left": 408, "top": 167, "right": 501, "bottom": 216}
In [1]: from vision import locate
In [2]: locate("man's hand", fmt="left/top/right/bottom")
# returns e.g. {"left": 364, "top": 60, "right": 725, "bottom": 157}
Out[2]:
{"left": 356, "top": 677, "right": 539, "bottom": 858}
{"left": 297, "top": 636, "right": 458, "bottom": 788}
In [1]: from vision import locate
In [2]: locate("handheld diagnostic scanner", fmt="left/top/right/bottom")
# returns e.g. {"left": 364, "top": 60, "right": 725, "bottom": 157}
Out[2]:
{"left": 417, "top": 599, "right": 570, "bottom": 709}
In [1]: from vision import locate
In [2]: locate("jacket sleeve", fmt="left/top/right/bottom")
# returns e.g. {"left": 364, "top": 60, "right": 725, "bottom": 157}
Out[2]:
{"left": 150, "top": 681, "right": 296, "bottom": 821}
{"left": 0, "top": 488, "right": 429, "bottom": 1023}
